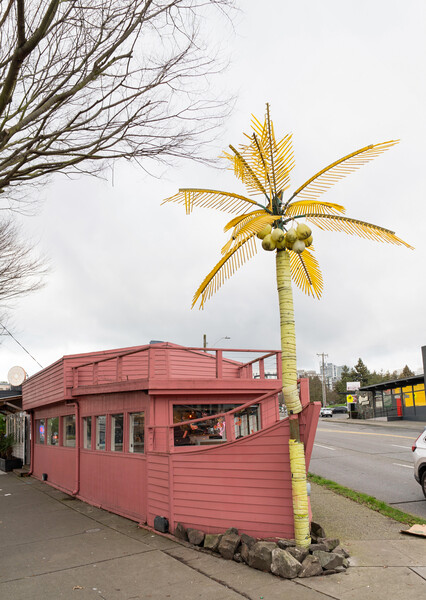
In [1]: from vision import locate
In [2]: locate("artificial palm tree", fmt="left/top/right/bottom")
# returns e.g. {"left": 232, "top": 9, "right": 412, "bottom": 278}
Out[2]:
{"left": 163, "top": 104, "right": 411, "bottom": 546}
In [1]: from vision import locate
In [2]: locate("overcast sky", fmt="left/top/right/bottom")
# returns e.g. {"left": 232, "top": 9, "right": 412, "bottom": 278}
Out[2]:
{"left": 2, "top": 0, "right": 426, "bottom": 381}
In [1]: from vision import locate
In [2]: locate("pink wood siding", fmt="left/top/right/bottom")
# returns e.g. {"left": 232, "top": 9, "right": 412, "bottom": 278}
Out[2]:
{"left": 167, "top": 402, "right": 319, "bottom": 539}
{"left": 146, "top": 453, "right": 170, "bottom": 524}
{"left": 22, "top": 359, "right": 65, "bottom": 410}
{"left": 32, "top": 445, "right": 76, "bottom": 493}
{"left": 79, "top": 452, "right": 146, "bottom": 521}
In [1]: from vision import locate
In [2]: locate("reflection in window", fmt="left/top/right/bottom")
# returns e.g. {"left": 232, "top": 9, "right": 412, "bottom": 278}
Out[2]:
{"left": 47, "top": 417, "right": 59, "bottom": 446}
{"left": 111, "top": 414, "right": 124, "bottom": 451}
{"left": 234, "top": 405, "right": 260, "bottom": 439}
{"left": 173, "top": 404, "right": 238, "bottom": 446}
{"left": 129, "top": 412, "right": 144, "bottom": 453}
{"left": 36, "top": 419, "right": 45, "bottom": 444}
{"left": 63, "top": 414, "right": 76, "bottom": 447}
{"left": 83, "top": 417, "right": 92, "bottom": 450}
{"left": 96, "top": 415, "right": 106, "bottom": 450}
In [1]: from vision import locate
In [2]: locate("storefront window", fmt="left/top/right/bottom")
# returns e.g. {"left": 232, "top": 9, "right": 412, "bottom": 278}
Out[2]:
{"left": 47, "top": 417, "right": 59, "bottom": 446}
{"left": 63, "top": 415, "right": 76, "bottom": 447}
{"left": 111, "top": 414, "right": 124, "bottom": 452}
{"left": 403, "top": 386, "right": 414, "bottom": 407}
{"left": 173, "top": 403, "right": 238, "bottom": 446}
{"left": 129, "top": 412, "right": 144, "bottom": 453}
{"left": 96, "top": 415, "right": 106, "bottom": 450}
{"left": 234, "top": 405, "right": 260, "bottom": 439}
{"left": 414, "top": 384, "right": 426, "bottom": 407}
{"left": 36, "top": 419, "right": 45, "bottom": 444}
{"left": 83, "top": 417, "right": 92, "bottom": 450}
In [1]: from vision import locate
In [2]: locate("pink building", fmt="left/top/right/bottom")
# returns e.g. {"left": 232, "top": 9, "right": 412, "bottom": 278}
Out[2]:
{"left": 23, "top": 342, "right": 320, "bottom": 539}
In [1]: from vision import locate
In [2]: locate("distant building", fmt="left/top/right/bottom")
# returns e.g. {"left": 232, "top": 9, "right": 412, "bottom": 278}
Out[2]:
{"left": 320, "top": 363, "right": 344, "bottom": 390}
{"left": 297, "top": 369, "right": 318, "bottom": 379}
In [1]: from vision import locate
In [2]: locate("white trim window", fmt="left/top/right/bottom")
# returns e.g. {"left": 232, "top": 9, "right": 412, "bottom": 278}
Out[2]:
{"left": 96, "top": 415, "right": 106, "bottom": 451}
{"left": 63, "top": 415, "right": 76, "bottom": 447}
{"left": 83, "top": 417, "right": 92, "bottom": 450}
{"left": 129, "top": 412, "right": 144, "bottom": 453}
{"left": 111, "top": 414, "right": 123, "bottom": 452}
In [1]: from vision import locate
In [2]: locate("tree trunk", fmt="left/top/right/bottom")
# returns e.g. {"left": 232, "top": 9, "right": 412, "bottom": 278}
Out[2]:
{"left": 276, "top": 248, "right": 311, "bottom": 548}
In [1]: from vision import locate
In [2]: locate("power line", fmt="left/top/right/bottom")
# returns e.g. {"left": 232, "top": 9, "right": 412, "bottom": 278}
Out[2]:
{"left": 0, "top": 324, "right": 43, "bottom": 369}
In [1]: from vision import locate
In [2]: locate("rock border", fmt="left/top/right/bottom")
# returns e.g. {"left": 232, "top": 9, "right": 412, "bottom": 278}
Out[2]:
{"left": 173, "top": 520, "right": 350, "bottom": 579}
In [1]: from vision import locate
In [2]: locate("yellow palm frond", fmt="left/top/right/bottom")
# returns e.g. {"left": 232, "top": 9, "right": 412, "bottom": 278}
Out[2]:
{"left": 223, "top": 210, "right": 265, "bottom": 233}
{"left": 272, "top": 133, "right": 294, "bottom": 193}
{"left": 288, "top": 247, "right": 323, "bottom": 299}
{"left": 223, "top": 146, "right": 269, "bottom": 198}
{"left": 221, "top": 213, "right": 277, "bottom": 254}
{"left": 193, "top": 236, "right": 257, "bottom": 309}
{"left": 306, "top": 214, "right": 413, "bottom": 248}
{"left": 162, "top": 189, "right": 258, "bottom": 215}
{"left": 288, "top": 141, "right": 399, "bottom": 204}
{"left": 285, "top": 201, "right": 346, "bottom": 218}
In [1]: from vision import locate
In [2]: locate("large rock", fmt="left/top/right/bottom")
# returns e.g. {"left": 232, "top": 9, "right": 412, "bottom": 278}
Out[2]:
{"left": 277, "top": 538, "right": 296, "bottom": 550}
{"left": 187, "top": 528, "right": 205, "bottom": 546}
{"left": 298, "top": 555, "right": 323, "bottom": 578}
{"left": 313, "top": 550, "right": 345, "bottom": 570}
{"left": 309, "top": 543, "right": 328, "bottom": 553}
{"left": 319, "top": 538, "right": 340, "bottom": 552}
{"left": 271, "top": 549, "right": 302, "bottom": 579}
{"left": 240, "top": 533, "right": 256, "bottom": 548}
{"left": 174, "top": 522, "right": 188, "bottom": 541}
{"left": 287, "top": 546, "right": 309, "bottom": 563}
{"left": 310, "top": 521, "right": 326, "bottom": 539}
{"left": 248, "top": 541, "right": 277, "bottom": 572}
{"left": 334, "top": 545, "right": 350, "bottom": 558}
{"left": 240, "top": 543, "right": 250, "bottom": 564}
{"left": 204, "top": 533, "right": 222, "bottom": 552}
{"left": 218, "top": 531, "right": 241, "bottom": 560}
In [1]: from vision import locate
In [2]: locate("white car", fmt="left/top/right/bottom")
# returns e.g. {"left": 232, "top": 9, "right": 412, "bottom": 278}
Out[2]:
{"left": 412, "top": 428, "right": 426, "bottom": 498}
{"left": 320, "top": 407, "right": 333, "bottom": 418}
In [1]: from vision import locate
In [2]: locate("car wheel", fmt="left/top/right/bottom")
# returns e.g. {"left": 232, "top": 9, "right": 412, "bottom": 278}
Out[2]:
{"left": 421, "top": 471, "right": 426, "bottom": 499}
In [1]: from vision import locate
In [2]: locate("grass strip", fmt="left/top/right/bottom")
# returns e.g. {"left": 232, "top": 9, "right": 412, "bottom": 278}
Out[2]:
{"left": 308, "top": 472, "right": 426, "bottom": 526}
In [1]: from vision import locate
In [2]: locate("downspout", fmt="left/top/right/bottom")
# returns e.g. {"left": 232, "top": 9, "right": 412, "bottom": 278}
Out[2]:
{"left": 71, "top": 400, "right": 80, "bottom": 496}
{"left": 28, "top": 409, "right": 34, "bottom": 476}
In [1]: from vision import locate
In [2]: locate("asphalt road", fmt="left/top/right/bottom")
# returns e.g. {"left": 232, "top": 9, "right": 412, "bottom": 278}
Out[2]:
{"left": 310, "top": 416, "right": 426, "bottom": 519}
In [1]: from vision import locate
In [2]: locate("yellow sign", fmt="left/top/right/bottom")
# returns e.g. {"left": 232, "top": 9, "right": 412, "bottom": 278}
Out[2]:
{"left": 347, "top": 395, "right": 354, "bottom": 402}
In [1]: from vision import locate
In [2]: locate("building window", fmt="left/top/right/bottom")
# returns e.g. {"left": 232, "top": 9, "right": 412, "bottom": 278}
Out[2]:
{"left": 111, "top": 414, "right": 124, "bottom": 452}
{"left": 36, "top": 419, "right": 45, "bottom": 444}
{"left": 83, "top": 417, "right": 92, "bottom": 450}
{"left": 47, "top": 417, "right": 59, "bottom": 446}
{"left": 129, "top": 412, "right": 144, "bottom": 453}
{"left": 96, "top": 415, "right": 106, "bottom": 450}
{"left": 234, "top": 405, "right": 260, "bottom": 439}
{"left": 173, "top": 403, "right": 238, "bottom": 446}
{"left": 63, "top": 415, "right": 76, "bottom": 447}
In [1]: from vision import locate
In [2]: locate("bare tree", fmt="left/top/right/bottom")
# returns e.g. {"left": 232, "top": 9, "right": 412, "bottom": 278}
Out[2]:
{"left": 0, "top": 0, "right": 235, "bottom": 212}
{"left": 0, "top": 217, "right": 46, "bottom": 311}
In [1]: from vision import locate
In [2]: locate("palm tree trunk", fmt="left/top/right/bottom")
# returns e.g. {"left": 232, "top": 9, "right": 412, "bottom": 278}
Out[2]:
{"left": 276, "top": 248, "right": 311, "bottom": 548}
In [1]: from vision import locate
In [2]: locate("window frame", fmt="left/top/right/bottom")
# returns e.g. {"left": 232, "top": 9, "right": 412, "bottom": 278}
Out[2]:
{"left": 63, "top": 414, "right": 76, "bottom": 448}
{"left": 111, "top": 413, "right": 124, "bottom": 452}
{"left": 129, "top": 411, "right": 145, "bottom": 454}
{"left": 95, "top": 415, "right": 106, "bottom": 451}
{"left": 46, "top": 416, "right": 59, "bottom": 446}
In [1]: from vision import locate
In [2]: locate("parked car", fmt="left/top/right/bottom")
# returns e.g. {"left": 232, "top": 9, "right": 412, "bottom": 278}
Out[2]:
{"left": 332, "top": 406, "right": 348, "bottom": 414}
{"left": 320, "top": 407, "right": 333, "bottom": 418}
{"left": 412, "top": 428, "right": 426, "bottom": 498}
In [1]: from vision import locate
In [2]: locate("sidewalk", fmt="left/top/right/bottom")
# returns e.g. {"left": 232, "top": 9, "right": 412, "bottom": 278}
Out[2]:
{"left": 0, "top": 470, "right": 425, "bottom": 599}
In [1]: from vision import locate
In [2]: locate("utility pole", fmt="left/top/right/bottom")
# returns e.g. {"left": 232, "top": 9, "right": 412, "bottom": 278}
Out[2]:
{"left": 317, "top": 352, "right": 328, "bottom": 407}
{"left": 203, "top": 334, "right": 207, "bottom": 348}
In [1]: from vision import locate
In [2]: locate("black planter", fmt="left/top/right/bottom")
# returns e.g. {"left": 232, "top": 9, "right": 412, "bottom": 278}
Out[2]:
{"left": 0, "top": 457, "right": 23, "bottom": 472}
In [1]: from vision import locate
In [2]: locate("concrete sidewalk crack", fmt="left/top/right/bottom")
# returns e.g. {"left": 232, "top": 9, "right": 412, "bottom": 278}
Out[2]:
{"left": 163, "top": 550, "right": 251, "bottom": 599}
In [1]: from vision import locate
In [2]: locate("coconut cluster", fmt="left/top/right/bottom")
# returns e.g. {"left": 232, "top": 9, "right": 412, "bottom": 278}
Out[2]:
{"left": 257, "top": 223, "right": 313, "bottom": 253}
